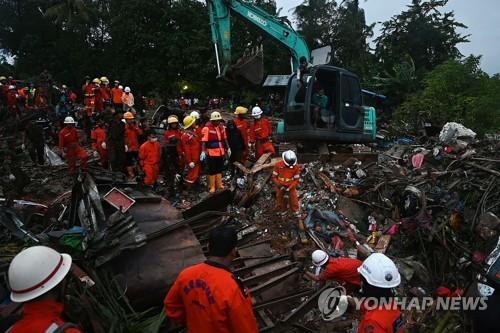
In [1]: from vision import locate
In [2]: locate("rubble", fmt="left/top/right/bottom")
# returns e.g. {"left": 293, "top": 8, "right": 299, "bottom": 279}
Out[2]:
{"left": 1, "top": 118, "right": 499, "bottom": 332}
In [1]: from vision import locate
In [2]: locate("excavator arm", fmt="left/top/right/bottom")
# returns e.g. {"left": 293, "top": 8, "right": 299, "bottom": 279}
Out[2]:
{"left": 206, "top": 0, "right": 310, "bottom": 83}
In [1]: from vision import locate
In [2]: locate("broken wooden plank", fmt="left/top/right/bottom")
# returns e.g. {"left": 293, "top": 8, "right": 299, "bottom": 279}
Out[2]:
{"left": 317, "top": 172, "right": 338, "bottom": 193}
{"left": 250, "top": 152, "right": 272, "bottom": 173}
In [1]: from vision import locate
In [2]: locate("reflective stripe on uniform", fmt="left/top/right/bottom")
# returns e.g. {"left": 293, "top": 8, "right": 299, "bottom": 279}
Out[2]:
{"left": 45, "top": 323, "right": 59, "bottom": 333}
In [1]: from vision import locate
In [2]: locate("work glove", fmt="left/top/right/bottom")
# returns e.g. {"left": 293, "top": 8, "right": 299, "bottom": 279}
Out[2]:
{"left": 286, "top": 187, "right": 290, "bottom": 192}
{"left": 175, "top": 174, "right": 182, "bottom": 182}
{"left": 101, "top": 142, "right": 107, "bottom": 149}
{"left": 21, "top": 143, "right": 25, "bottom": 151}
{"left": 8, "top": 174, "right": 16, "bottom": 181}
{"left": 121, "top": 119, "right": 126, "bottom": 123}
{"left": 280, "top": 186, "right": 287, "bottom": 191}
{"left": 200, "top": 151, "right": 206, "bottom": 161}
{"left": 93, "top": 151, "right": 99, "bottom": 158}
{"left": 188, "top": 162, "right": 195, "bottom": 169}
{"left": 125, "top": 145, "right": 129, "bottom": 152}
{"left": 227, "top": 148, "right": 232, "bottom": 158}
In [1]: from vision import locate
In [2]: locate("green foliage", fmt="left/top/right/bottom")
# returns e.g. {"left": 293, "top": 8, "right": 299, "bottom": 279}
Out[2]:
{"left": 375, "top": 0, "right": 469, "bottom": 77}
{"left": 398, "top": 56, "right": 500, "bottom": 135}
{"left": 294, "top": 0, "right": 375, "bottom": 80}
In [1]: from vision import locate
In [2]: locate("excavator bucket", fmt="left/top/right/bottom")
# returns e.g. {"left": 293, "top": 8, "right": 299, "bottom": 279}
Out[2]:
{"left": 230, "top": 46, "right": 264, "bottom": 85}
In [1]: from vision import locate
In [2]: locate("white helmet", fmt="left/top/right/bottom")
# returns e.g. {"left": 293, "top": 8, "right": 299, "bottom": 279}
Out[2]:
{"left": 312, "top": 250, "right": 329, "bottom": 267}
{"left": 8, "top": 246, "right": 72, "bottom": 303}
{"left": 282, "top": 150, "right": 297, "bottom": 167}
{"left": 252, "top": 106, "right": 263, "bottom": 118}
{"left": 358, "top": 253, "right": 401, "bottom": 288}
{"left": 8, "top": 85, "right": 15, "bottom": 90}
{"left": 124, "top": 86, "right": 131, "bottom": 93}
{"left": 118, "top": 85, "right": 123, "bottom": 90}
{"left": 64, "top": 116, "right": 76, "bottom": 124}
{"left": 190, "top": 111, "right": 200, "bottom": 120}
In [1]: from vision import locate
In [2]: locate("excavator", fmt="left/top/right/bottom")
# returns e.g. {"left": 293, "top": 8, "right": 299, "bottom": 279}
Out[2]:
{"left": 206, "top": 0, "right": 376, "bottom": 144}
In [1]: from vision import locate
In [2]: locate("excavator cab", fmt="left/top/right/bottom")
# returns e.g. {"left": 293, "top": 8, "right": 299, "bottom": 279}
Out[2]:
{"left": 283, "top": 65, "right": 375, "bottom": 143}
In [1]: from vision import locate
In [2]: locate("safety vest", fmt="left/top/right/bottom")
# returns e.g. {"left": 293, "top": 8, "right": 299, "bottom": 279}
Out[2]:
{"left": 202, "top": 122, "right": 226, "bottom": 157}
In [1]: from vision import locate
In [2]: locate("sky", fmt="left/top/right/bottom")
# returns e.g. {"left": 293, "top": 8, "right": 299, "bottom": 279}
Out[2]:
{"left": 276, "top": 0, "right": 500, "bottom": 74}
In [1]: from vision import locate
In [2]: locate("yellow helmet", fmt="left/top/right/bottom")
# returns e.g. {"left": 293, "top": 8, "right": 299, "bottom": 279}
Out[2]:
{"left": 100, "top": 76, "right": 109, "bottom": 84}
{"left": 167, "top": 115, "right": 179, "bottom": 124}
{"left": 210, "top": 111, "right": 222, "bottom": 121}
{"left": 92, "top": 78, "right": 101, "bottom": 84}
{"left": 0, "top": 76, "right": 6, "bottom": 81}
{"left": 123, "top": 111, "right": 135, "bottom": 120}
{"left": 183, "top": 115, "right": 196, "bottom": 129}
{"left": 234, "top": 106, "right": 248, "bottom": 115}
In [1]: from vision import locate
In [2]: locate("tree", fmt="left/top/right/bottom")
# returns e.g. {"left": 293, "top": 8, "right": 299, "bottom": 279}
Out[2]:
{"left": 398, "top": 56, "right": 500, "bottom": 135}
{"left": 293, "top": 0, "right": 374, "bottom": 79}
{"left": 375, "top": 0, "right": 469, "bottom": 77}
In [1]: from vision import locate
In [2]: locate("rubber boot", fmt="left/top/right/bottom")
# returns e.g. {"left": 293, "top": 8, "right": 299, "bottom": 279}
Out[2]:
{"left": 208, "top": 175, "right": 216, "bottom": 193}
{"left": 216, "top": 173, "right": 225, "bottom": 190}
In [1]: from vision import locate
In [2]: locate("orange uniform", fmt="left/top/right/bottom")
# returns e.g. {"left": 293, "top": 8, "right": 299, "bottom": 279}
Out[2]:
{"left": 235, "top": 118, "right": 249, "bottom": 163}
{"left": 272, "top": 160, "right": 301, "bottom": 213}
{"left": 201, "top": 122, "right": 227, "bottom": 157}
{"left": 125, "top": 124, "right": 143, "bottom": 152}
{"left": 358, "top": 303, "right": 404, "bottom": 333}
{"left": 83, "top": 84, "right": 95, "bottom": 116}
{"left": 139, "top": 140, "right": 161, "bottom": 185}
{"left": 164, "top": 128, "right": 184, "bottom": 168}
{"left": 250, "top": 117, "right": 275, "bottom": 158}
{"left": 91, "top": 126, "right": 108, "bottom": 167}
{"left": 181, "top": 129, "right": 202, "bottom": 184}
{"left": 111, "top": 87, "right": 123, "bottom": 105}
{"left": 164, "top": 261, "right": 259, "bottom": 333}
{"left": 59, "top": 127, "right": 88, "bottom": 175}
{"left": 319, "top": 258, "right": 362, "bottom": 291}
{"left": 100, "top": 85, "right": 111, "bottom": 104}
{"left": 7, "top": 300, "right": 81, "bottom": 333}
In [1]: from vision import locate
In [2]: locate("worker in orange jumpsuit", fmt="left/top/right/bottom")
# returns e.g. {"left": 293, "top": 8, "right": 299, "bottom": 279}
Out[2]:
{"left": 59, "top": 116, "right": 88, "bottom": 175}
{"left": 164, "top": 226, "right": 259, "bottom": 333}
{"left": 304, "top": 250, "right": 362, "bottom": 293}
{"left": 249, "top": 106, "right": 275, "bottom": 159}
{"left": 139, "top": 131, "right": 161, "bottom": 186}
{"left": 201, "top": 111, "right": 230, "bottom": 193}
{"left": 83, "top": 78, "right": 98, "bottom": 117}
{"left": 163, "top": 115, "right": 184, "bottom": 170}
{"left": 6, "top": 85, "right": 19, "bottom": 115}
{"left": 234, "top": 106, "right": 249, "bottom": 163}
{"left": 99, "top": 76, "right": 111, "bottom": 109}
{"left": 111, "top": 80, "right": 123, "bottom": 110}
{"left": 94, "top": 77, "right": 105, "bottom": 113}
{"left": 181, "top": 115, "right": 202, "bottom": 187}
{"left": 189, "top": 111, "right": 203, "bottom": 139}
{"left": 91, "top": 117, "right": 108, "bottom": 169}
{"left": 272, "top": 150, "right": 301, "bottom": 215}
{"left": 357, "top": 253, "right": 405, "bottom": 333}
{"left": 124, "top": 111, "right": 144, "bottom": 179}
{"left": 6, "top": 246, "right": 82, "bottom": 333}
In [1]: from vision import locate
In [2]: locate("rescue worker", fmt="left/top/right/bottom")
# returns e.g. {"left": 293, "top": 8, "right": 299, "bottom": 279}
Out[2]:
{"left": 164, "top": 226, "right": 259, "bottom": 333}
{"left": 234, "top": 106, "right": 249, "bottom": 163}
{"left": 94, "top": 77, "right": 104, "bottom": 113}
{"left": 304, "top": 250, "right": 362, "bottom": 292}
{"left": 163, "top": 115, "right": 184, "bottom": 171}
{"left": 189, "top": 111, "right": 203, "bottom": 139}
{"left": 249, "top": 106, "right": 275, "bottom": 159}
{"left": 6, "top": 246, "right": 81, "bottom": 333}
{"left": 106, "top": 112, "right": 126, "bottom": 172}
{"left": 23, "top": 119, "right": 45, "bottom": 166}
{"left": 122, "top": 86, "right": 134, "bottom": 113}
{"left": 139, "top": 131, "right": 161, "bottom": 186}
{"left": 59, "top": 117, "right": 88, "bottom": 175}
{"left": 111, "top": 80, "right": 123, "bottom": 110}
{"left": 99, "top": 76, "right": 111, "bottom": 111}
{"left": 357, "top": 253, "right": 404, "bottom": 333}
{"left": 83, "top": 78, "right": 98, "bottom": 116}
{"left": 226, "top": 120, "right": 245, "bottom": 175}
{"left": 181, "top": 115, "right": 201, "bottom": 187}
{"left": 124, "top": 111, "right": 144, "bottom": 179}
{"left": 271, "top": 150, "right": 300, "bottom": 216}
{"left": 6, "top": 85, "right": 19, "bottom": 116}
{"left": 201, "top": 111, "right": 231, "bottom": 193}
{"left": 91, "top": 117, "right": 108, "bottom": 169}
